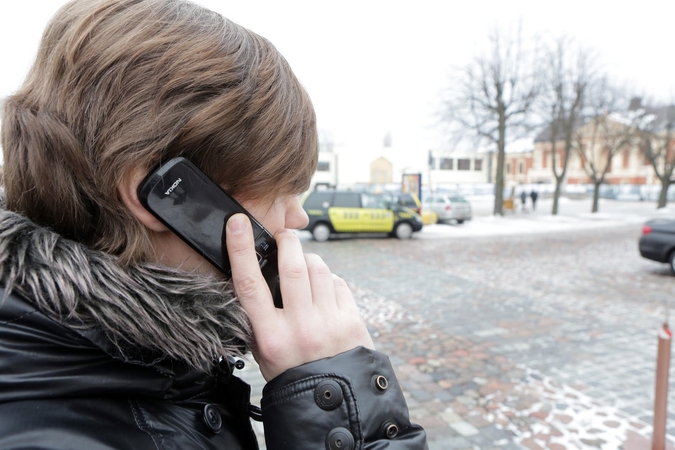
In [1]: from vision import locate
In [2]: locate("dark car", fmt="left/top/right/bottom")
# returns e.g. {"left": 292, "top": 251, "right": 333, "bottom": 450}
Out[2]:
{"left": 385, "top": 193, "right": 421, "bottom": 215}
{"left": 639, "top": 219, "right": 675, "bottom": 273}
{"left": 302, "top": 190, "right": 423, "bottom": 241}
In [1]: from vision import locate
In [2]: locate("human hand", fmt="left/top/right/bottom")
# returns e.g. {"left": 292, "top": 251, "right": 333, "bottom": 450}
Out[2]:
{"left": 225, "top": 213, "right": 375, "bottom": 381}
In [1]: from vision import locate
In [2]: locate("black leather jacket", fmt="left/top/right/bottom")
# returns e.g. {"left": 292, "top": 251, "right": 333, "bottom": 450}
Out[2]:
{"left": 0, "top": 208, "right": 427, "bottom": 449}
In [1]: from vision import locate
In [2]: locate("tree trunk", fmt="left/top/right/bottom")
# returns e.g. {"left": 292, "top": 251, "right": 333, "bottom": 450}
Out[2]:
{"left": 552, "top": 178, "right": 562, "bottom": 215}
{"left": 494, "top": 148, "right": 505, "bottom": 215}
{"left": 493, "top": 117, "right": 507, "bottom": 216}
{"left": 658, "top": 178, "right": 670, "bottom": 208}
{"left": 592, "top": 181, "right": 601, "bottom": 213}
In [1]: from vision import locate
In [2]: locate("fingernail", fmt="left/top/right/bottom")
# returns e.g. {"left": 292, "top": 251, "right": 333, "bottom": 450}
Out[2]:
{"left": 227, "top": 214, "right": 246, "bottom": 234}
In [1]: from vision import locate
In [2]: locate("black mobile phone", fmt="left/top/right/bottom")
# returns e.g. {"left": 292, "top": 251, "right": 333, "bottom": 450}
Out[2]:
{"left": 137, "top": 157, "right": 282, "bottom": 308}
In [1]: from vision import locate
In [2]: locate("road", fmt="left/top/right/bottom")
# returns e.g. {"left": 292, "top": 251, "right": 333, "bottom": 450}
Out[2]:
{"left": 239, "top": 203, "right": 675, "bottom": 450}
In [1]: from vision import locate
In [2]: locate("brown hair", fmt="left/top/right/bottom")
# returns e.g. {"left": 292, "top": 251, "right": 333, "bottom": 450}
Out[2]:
{"left": 1, "top": 0, "right": 317, "bottom": 264}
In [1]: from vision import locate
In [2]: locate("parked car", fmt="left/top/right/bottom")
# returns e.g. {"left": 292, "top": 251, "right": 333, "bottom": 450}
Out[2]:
{"left": 302, "top": 190, "right": 423, "bottom": 241}
{"left": 422, "top": 194, "right": 472, "bottom": 224}
{"left": 421, "top": 208, "right": 438, "bottom": 225}
{"left": 380, "top": 192, "right": 435, "bottom": 224}
{"left": 379, "top": 192, "right": 421, "bottom": 213}
{"left": 639, "top": 219, "right": 675, "bottom": 274}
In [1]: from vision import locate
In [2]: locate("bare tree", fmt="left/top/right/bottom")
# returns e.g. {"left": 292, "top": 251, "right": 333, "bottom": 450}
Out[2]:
{"left": 632, "top": 101, "right": 675, "bottom": 208}
{"left": 539, "top": 37, "right": 595, "bottom": 215}
{"left": 574, "top": 79, "right": 632, "bottom": 212}
{"left": 441, "top": 25, "right": 538, "bottom": 215}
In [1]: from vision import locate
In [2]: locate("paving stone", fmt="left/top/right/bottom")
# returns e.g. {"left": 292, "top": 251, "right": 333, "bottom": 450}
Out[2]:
{"left": 468, "top": 432, "right": 497, "bottom": 448}
{"left": 482, "top": 424, "right": 515, "bottom": 441}
{"left": 428, "top": 436, "right": 471, "bottom": 449}
{"left": 415, "top": 415, "right": 447, "bottom": 430}
{"left": 466, "top": 415, "right": 491, "bottom": 429}
{"left": 440, "top": 410, "right": 462, "bottom": 424}
{"left": 410, "top": 389, "right": 434, "bottom": 402}
{"left": 521, "top": 438, "right": 544, "bottom": 450}
{"left": 450, "top": 421, "right": 480, "bottom": 437}
{"left": 547, "top": 444, "right": 566, "bottom": 450}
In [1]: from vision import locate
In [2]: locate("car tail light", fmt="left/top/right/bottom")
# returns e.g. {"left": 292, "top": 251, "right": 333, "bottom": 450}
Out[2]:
{"left": 416, "top": 207, "right": 421, "bottom": 214}
{"left": 445, "top": 205, "right": 452, "bottom": 211}
{"left": 642, "top": 225, "right": 652, "bottom": 235}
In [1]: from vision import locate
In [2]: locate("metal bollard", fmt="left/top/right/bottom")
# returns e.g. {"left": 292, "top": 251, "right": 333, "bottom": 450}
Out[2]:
{"left": 653, "top": 323, "right": 672, "bottom": 450}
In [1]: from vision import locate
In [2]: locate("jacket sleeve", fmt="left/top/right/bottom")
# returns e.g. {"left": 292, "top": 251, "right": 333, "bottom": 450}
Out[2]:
{"left": 260, "top": 346, "right": 428, "bottom": 449}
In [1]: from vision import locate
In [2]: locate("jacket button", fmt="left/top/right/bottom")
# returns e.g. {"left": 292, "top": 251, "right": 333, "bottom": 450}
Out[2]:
{"left": 372, "top": 374, "right": 389, "bottom": 393}
{"left": 202, "top": 403, "right": 222, "bottom": 434}
{"left": 314, "top": 380, "right": 343, "bottom": 411}
{"left": 325, "top": 427, "right": 354, "bottom": 450}
{"left": 382, "top": 420, "right": 399, "bottom": 438}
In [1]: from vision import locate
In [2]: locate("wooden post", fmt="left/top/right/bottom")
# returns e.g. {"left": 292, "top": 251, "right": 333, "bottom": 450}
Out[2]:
{"left": 653, "top": 323, "right": 672, "bottom": 450}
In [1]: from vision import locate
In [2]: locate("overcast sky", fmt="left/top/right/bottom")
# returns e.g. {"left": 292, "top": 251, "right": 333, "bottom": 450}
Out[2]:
{"left": 1, "top": 0, "right": 673, "bottom": 157}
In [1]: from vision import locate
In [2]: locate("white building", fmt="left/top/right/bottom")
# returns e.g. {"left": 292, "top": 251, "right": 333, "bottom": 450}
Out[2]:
{"left": 310, "top": 151, "right": 338, "bottom": 189}
{"left": 428, "top": 150, "right": 490, "bottom": 187}
{"left": 324, "top": 143, "right": 428, "bottom": 188}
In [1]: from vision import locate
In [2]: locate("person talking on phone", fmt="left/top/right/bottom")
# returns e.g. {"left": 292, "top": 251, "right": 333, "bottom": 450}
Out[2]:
{"left": 0, "top": 0, "right": 427, "bottom": 449}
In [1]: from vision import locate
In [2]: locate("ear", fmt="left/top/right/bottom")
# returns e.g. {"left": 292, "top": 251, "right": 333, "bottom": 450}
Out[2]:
{"left": 118, "top": 167, "right": 167, "bottom": 232}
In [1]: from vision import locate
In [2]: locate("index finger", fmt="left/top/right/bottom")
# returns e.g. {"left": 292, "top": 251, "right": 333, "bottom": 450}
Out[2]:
{"left": 224, "top": 214, "right": 276, "bottom": 325}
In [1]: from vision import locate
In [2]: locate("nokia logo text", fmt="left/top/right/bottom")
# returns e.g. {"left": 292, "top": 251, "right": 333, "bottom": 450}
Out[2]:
{"left": 165, "top": 178, "right": 182, "bottom": 195}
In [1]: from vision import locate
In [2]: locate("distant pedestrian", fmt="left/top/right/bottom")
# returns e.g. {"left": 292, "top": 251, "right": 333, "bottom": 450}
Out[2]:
{"left": 531, "top": 190, "right": 539, "bottom": 211}
{"left": 520, "top": 191, "right": 528, "bottom": 211}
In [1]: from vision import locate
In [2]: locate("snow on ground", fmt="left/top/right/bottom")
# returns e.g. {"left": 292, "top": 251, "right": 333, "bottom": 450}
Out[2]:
{"left": 418, "top": 197, "right": 675, "bottom": 239}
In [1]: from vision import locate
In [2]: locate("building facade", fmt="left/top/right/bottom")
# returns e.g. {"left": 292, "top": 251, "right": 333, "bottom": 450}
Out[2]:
{"left": 428, "top": 150, "right": 490, "bottom": 186}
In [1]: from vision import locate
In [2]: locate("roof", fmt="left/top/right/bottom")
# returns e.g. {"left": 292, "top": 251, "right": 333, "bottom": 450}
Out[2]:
{"left": 534, "top": 117, "right": 588, "bottom": 142}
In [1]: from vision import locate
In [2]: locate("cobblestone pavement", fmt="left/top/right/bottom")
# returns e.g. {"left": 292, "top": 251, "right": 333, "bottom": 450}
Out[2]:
{"left": 239, "top": 218, "right": 675, "bottom": 449}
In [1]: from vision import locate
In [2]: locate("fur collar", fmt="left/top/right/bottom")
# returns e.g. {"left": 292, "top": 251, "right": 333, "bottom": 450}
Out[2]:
{"left": 0, "top": 205, "right": 252, "bottom": 371}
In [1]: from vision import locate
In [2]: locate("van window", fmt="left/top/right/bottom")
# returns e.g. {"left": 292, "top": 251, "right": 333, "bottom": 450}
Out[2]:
{"left": 361, "top": 194, "right": 388, "bottom": 209}
{"left": 397, "top": 194, "right": 418, "bottom": 208}
{"left": 303, "top": 192, "right": 333, "bottom": 209}
{"left": 333, "top": 193, "right": 361, "bottom": 208}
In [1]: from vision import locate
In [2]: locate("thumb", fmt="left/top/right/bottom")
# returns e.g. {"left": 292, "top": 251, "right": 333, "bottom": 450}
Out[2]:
{"left": 224, "top": 214, "right": 275, "bottom": 324}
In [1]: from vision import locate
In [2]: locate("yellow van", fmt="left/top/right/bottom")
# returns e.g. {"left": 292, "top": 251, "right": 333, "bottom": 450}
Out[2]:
{"left": 302, "top": 191, "right": 424, "bottom": 241}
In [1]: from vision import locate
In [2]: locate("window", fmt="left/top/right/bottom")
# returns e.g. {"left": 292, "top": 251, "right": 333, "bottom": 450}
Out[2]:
{"left": 361, "top": 194, "right": 388, "bottom": 209}
{"left": 518, "top": 162, "right": 524, "bottom": 174}
{"left": 474, "top": 159, "right": 482, "bottom": 171}
{"left": 457, "top": 159, "right": 471, "bottom": 170}
{"left": 622, "top": 150, "right": 630, "bottom": 168}
{"left": 303, "top": 192, "right": 333, "bottom": 209}
{"left": 396, "top": 194, "right": 418, "bottom": 209}
{"left": 440, "top": 158, "right": 453, "bottom": 170}
{"left": 506, "top": 163, "right": 511, "bottom": 174}
{"left": 333, "top": 193, "right": 361, "bottom": 208}
{"left": 317, "top": 161, "right": 330, "bottom": 172}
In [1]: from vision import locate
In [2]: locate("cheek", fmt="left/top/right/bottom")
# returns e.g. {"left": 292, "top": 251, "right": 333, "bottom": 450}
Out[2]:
{"left": 259, "top": 210, "right": 286, "bottom": 235}
{"left": 238, "top": 199, "right": 285, "bottom": 235}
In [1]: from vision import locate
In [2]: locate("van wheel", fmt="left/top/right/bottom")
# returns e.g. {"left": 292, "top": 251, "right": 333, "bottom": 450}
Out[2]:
{"left": 457, "top": 219, "right": 465, "bottom": 224}
{"left": 312, "top": 223, "right": 331, "bottom": 242}
{"left": 394, "top": 222, "right": 413, "bottom": 239}
{"left": 670, "top": 251, "right": 675, "bottom": 275}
